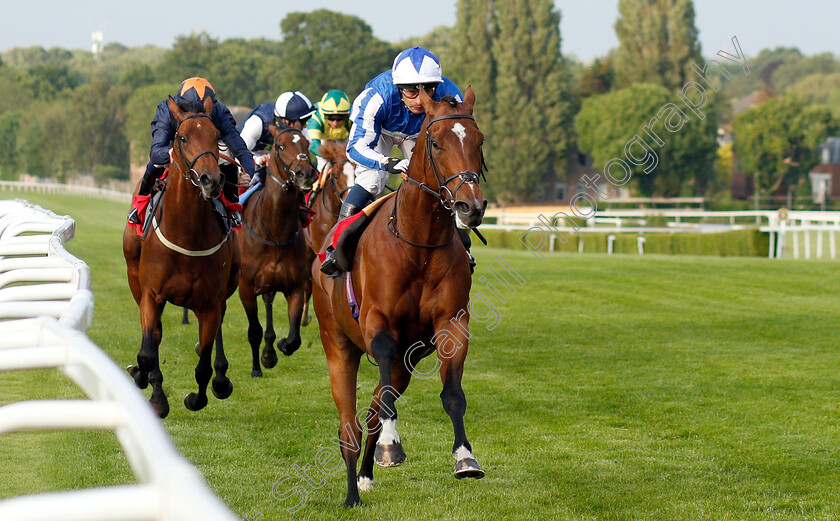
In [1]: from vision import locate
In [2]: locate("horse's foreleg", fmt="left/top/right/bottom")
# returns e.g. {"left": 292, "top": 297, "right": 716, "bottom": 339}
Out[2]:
{"left": 437, "top": 326, "right": 484, "bottom": 479}
{"left": 325, "top": 343, "right": 363, "bottom": 507}
{"left": 130, "top": 297, "right": 169, "bottom": 418}
{"left": 278, "top": 287, "right": 304, "bottom": 356}
{"left": 261, "top": 292, "right": 278, "bottom": 368}
{"left": 184, "top": 309, "right": 220, "bottom": 412}
{"left": 211, "top": 305, "right": 233, "bottom": 400}
{"left": 368, "top": 331, "right": 405, "bottom": 468}
{"left": 358, "top": 363, "right": 412, "bottom": 490}
{"left": 240, "top": 285, "right": 265, "bottom": 376}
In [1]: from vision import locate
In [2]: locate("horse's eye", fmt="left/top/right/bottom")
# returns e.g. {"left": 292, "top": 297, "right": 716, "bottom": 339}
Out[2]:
{"left": 178, "top": 133, "right": 186, "bottom": 143}
{"left": 278, "top": 145, "right": 285, "bottom": 151}
{"left": 430, "top": 138, "right": 440, "bottom": 150}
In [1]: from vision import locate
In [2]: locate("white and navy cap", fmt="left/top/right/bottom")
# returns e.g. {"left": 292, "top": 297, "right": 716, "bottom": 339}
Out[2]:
{"left": 391, "top": 47, "right": 444, "bottom": 85}
{"left": 274, "top": 91, "right": 316, "bottom": 120}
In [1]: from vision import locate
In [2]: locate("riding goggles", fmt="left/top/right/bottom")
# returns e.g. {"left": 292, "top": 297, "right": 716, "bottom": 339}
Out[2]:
{"left": 398, "top": 83, "right": 437, "bottom": 99}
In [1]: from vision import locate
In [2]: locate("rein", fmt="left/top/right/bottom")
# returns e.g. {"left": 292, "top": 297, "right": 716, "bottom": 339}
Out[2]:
{"left": 312, "top": 160, "right": 350, "bottom": 217}
{"left": 173, "top": 114, "right": 219, "bottom": 187}
{"left": 388, "top": 113, "right": 485, "bottom": 248}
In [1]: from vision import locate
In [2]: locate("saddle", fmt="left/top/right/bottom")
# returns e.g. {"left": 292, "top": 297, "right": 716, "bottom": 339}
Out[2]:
{"left": 321, "top": 192, "right": 396, "bottom": 272}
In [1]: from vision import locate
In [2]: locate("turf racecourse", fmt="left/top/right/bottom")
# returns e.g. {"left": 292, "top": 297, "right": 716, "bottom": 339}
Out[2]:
{"left": 3, "top": 192, "right": 840, "bottom": 521}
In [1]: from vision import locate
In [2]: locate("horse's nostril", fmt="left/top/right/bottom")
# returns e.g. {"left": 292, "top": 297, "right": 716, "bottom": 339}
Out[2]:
{"left": 454, "top": 202, "right": 473, "bottom": 215}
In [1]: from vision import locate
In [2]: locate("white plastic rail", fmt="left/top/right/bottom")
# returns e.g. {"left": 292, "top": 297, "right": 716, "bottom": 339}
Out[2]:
{"left": 0, "top": 199, "right": 239, "bottom": 521}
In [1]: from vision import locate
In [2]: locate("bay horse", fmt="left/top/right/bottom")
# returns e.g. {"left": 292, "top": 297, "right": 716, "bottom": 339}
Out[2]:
{"left": 123, "top": 96, "right": 241, "bottom": 419}
{"left": 311, "top": 86, "right": 487, "bottom": 507}
{"left": 238, "top": 123, "right": 316, "bottom": 377}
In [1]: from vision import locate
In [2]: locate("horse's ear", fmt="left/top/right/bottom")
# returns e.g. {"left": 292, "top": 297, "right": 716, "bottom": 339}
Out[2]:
{"left": 167, "top": 96, "right": 184, "bottom": 122}
{"left": 419, "top": 86, "right": 437, "bottom": 115}
{"left": 202, "top": 95, "right": 213, "bottom": 115}
{"left": 268, "top": 123, "right": 280, "bottom": 138}
{"left": 462, "top": 86, "right": 476, "bottom": 114}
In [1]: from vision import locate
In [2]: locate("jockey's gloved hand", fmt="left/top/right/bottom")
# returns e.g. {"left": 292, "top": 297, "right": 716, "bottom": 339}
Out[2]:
{"left": 383, "top": 157, "right": 409, "bottom": 175}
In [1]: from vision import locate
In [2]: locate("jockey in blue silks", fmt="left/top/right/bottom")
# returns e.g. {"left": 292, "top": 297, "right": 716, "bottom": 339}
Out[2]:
{"left": 320, "top": 46, "right": 476, "bottom": 276}
{"left": 237, "top": 91, "right": 316, "bottom": 204}
{"left": 127, "top": 77, "right": 255, "bottom": 229}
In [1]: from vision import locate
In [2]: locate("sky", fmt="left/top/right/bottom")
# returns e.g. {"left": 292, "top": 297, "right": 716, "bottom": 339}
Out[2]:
{"left": 0, "top": 1, "right": 838, "bottom": 62}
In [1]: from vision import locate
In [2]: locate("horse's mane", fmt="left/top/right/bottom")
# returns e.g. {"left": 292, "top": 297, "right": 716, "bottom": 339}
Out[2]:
{"left": 440, "top": 95, "right": 459, "bottom": 108}
{"left": 318, "top": 140, "right": 346, "bottom": 163}
{"left": 176, "top": 98, "right": 209, "bottom": 114}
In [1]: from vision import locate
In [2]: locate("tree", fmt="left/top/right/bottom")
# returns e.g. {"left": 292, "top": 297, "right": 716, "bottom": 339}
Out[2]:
{"left": 279, "top": 10, "right": 394, "bottom": 100}
{"left": 787, "top": 72, "right": 840, "bottom": 117}
{"left": 614, "top": 0, "right": 703, "bottom": 90}
{"left": 66, "top": 78, "right": 130, "bottom": 173}
{"left": 578, "top": 56, "right": 615, "bottom": 99}
{"left": 0, "top": 111, "right": 19, "bottom": 178}
{"left": 208, "top": 40, "right": 270, "bottom": 107}
{"left": 733, "top": 94, "right": 837, "bottom": 194}
{"left": 449, "top": 0, "right": 497, "bottom": 130}
{"left": 156, "top": 33, "right": 218, "bottom": 85}
{"left": 488, "top": 0, "right": 573, "bottom": 203}
{"left": 576, "top": 83, "right": 718, "bottom": 197}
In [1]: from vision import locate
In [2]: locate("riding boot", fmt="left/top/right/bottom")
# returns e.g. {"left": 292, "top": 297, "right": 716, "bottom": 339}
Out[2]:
{"left": 457, "top": 228, "right": 476, "bottom": 274}
{"left": 127, "top": 172, "right": 155, "bottom": 224}
{"left": 320, "top": 200, "right": 365, "bottom": 277}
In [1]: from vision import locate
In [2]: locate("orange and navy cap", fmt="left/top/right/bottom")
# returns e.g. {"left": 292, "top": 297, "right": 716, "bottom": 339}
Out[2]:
{"left": 177, "top": 77, "right": 216, "bottom": 103}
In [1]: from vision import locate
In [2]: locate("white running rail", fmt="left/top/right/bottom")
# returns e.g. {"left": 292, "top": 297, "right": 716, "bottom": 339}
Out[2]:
{"left": 0, "top": 199, "right": 239, "bottom": 521}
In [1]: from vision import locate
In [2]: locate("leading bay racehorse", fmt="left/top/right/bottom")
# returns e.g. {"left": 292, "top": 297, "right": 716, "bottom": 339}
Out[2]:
{"left": 312, "top": 86, "right": 487, "bottom": 507}
{"left": 123, "top": 96, "right": 241, "bottom": 418}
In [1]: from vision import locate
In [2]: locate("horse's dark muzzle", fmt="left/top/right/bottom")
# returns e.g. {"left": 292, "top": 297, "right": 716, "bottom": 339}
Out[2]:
{"left": 198, "top": 173, "right": 222, "bottom": 200}
{"left": 455, "top": 199, "right": 486, "bottom": 228}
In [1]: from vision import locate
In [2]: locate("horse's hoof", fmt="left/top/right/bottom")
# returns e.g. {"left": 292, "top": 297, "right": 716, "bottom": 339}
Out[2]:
{"left": 251, "top": 368, "right": 263, "bottom": 378}
{"left": 184, "top": 392, "right": 208, "bottom": 411}
{"left": 127, "top": 365, "right": 148, "bottom": 389}
{"left": 150, "top": 397, "right": 169, "bottom": 419}
{"left": 454, "top": 458, "right": 485, "bottom": 479}
{"left": 212, "top": 378, "right": 234, "bottom": 400}
{"left": 278, "top": 338, "right": 300, "bottom": 357}
{"left": 344, "top": 496, "right": 362, "bottom": 508}
{"left": 261, "top": 348, "right": 278, "bottom": 368}
{"left": 357, "top": 476, "right": 374, "bottom": 492}
{"left": 374, "top": 442, "right": 406, "bottom": 467}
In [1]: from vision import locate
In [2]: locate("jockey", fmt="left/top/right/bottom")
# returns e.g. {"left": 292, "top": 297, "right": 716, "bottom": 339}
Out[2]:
{"left": 320, "top": 47, "right": 475, "bottom": 276}
{"left": 238, "top": 91, "right": 316, "bottom": 189}
{"left": 306, "top": 89, "right": 352, "bottom": 173}
{"left": 127, "top": 77, "right": 255, "bottom": 228}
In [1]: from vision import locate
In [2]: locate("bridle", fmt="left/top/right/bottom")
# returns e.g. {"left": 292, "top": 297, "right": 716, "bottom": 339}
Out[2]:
{"left": 313, "top": 159, "right": 351, "bottom": 217}
{"left": 173, "top": 114, "right": 220, "bottom": 187}
{"left": 388, "top": 112, "right": 487, "bottom": 248}
{"left": 400, "top": 113, "right": 487, "bottom": 211}
{"left": 267, "top": 126, "right": 313, "bottom": 191}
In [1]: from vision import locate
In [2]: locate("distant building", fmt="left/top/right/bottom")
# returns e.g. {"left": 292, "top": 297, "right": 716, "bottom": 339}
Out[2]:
{"left": 808, "top": 137, "right": 840, "bottom": 202}
{"left": 731, "top": 88, "right": 777, "bottom": 117}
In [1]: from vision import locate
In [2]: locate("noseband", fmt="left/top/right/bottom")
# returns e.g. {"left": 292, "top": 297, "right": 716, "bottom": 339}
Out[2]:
{"left": 269, "top": 127, "right": 312, "bottom": 191}
{"left": 174, "top": 114, "right": 220, "bottom": 187}
{"left": 401, "top": 113, "right": 487, "bottom": 211}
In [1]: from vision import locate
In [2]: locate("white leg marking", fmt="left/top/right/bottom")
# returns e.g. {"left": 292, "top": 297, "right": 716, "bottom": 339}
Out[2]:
{"left": 452, "top": 122, "right": 467, "bottom": 158}
{"left": 378, "top": 418, "right": 401, "bottom": 445}
{"left": 453, "top": 445, "right": 475, "bottom": 461}
{"left": 357, "top": 476, "right": 374, "bottom": 491}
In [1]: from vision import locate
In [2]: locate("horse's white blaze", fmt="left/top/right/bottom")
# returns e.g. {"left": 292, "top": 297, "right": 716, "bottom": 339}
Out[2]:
{"left": 454, "top": 212, "right": 468, "bottom": 229}
{"left": 378, "top": 418, "right": 401, "bottom": 445}
{"left": 452, "top": 123, "right": 467, "bottom": 157}
{"left": 453, "top": 445, "right": 475, "bottom": 461}
{"left": 357, "top": 476, "right": 374, "bottom": 491}
{"left": 292, "top": 134, "right": 301, "bottom": 143}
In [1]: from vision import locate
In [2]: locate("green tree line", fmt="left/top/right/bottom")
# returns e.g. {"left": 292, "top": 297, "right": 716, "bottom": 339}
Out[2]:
{"left": 1, "top": 2, "right": 838, "bottom": 205}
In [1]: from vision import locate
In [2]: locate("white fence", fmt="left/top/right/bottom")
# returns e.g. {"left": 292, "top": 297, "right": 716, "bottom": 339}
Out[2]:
{"left": 484, "top": 207, "right": 840, "bottom": 259}
{"left": 0, "top": 181, "right": 131, "bottom": 203}
{"left": 0, "top": 199, "right": 238, "bottom": 521}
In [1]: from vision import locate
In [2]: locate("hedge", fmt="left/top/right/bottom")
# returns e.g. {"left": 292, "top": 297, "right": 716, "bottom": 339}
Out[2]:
{"left": 480, "top": 228, "right": 769, "bottom": 257}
